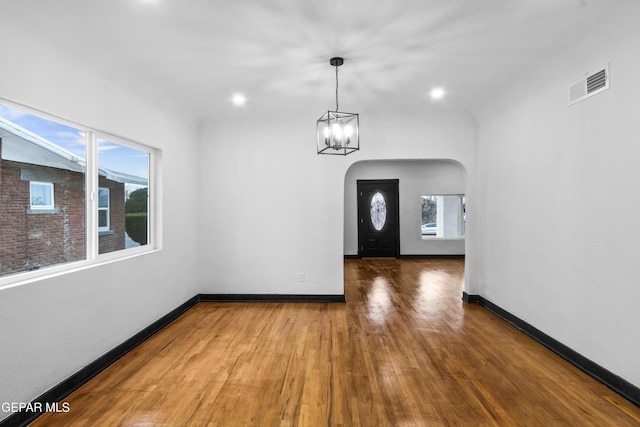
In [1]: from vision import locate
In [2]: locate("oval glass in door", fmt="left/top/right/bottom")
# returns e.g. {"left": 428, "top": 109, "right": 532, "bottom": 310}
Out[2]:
{"left": 370, "top": 192, "right": 387, "bottom": 231}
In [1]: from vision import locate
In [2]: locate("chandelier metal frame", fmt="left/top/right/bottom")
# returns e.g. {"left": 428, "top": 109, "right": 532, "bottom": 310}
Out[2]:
{"left": 317, "top": 57, "right": 359, "bottom": 156}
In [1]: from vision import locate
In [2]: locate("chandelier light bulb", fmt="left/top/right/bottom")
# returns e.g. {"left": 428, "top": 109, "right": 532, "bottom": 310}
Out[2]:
{"left": 332, "top": 123, "right": 343, "bottom": 139}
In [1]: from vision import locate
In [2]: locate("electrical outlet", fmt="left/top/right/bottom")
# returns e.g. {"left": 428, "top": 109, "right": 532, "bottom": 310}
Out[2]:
{"left": 298, "top": 272, "right": 305, "bottom": 282}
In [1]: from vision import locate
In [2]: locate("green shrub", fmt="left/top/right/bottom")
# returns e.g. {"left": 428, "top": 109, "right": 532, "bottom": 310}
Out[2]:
{"left": 126, "top": 213, "right": 147, "bottom": 245}
{"left": 126, "top": 188, "right": 147, "bottom": 214}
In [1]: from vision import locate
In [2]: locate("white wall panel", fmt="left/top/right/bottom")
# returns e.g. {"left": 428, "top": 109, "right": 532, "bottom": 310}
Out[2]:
{"left": 0, "top": 21, "right": 201, "bottom": 422}
{"left": 474, "top": 18, "right": 640, "bottom": 388}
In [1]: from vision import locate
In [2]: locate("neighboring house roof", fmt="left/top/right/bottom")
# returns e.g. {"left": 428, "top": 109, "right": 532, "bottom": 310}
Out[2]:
{"left": 0, "top": 116, "right": 84, "bottom": 173}
{"left": 101, "top": 168, "right": 148, "bottom": 186}
{"left": 0, "top": 116, "right": 147, "bottom": 186}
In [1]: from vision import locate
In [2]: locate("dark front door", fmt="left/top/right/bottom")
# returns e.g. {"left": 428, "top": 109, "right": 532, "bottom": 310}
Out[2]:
{"left": 357, "top": 179, "right": 399, "bottom": 257}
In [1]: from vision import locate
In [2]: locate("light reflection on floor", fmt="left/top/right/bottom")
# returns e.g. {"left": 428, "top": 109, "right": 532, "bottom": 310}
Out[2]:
{"left": 366, "top": 276, "right": 392, "bottom": 324}
{"left": 414, "top": 270, "right": 447, "bottom": 315}
{"left": 414, "top": 268, "right": 464, "bottom": 329}
{"left": 362, "top": 261, "right": 464, "bottom": 330}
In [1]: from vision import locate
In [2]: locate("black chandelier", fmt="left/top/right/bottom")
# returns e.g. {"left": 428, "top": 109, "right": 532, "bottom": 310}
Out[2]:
{"left": 317, "top": 57, "right": 359, "bottom": 155}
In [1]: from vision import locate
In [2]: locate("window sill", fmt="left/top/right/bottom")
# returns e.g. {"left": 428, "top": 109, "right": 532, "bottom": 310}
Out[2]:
{"left": 99, "top": 230, "right": 115, "bottom": 236}
{"left": 26, "top": 207, "right": 60, "bottom": 215}
{"left": 421, "top": 236, "right": 466, "bottom": 241}
{"left": 0, "top": 245, "right": 161, "bottom": 291}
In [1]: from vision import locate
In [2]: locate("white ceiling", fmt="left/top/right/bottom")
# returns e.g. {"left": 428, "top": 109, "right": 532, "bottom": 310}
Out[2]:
{"left": 4, "top": 0, "right": 640, "bottom": 121}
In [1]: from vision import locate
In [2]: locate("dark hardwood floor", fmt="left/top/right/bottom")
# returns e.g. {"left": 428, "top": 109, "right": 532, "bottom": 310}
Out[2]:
{"left": 31, "top": 258, "right": 640, "bottom": 426}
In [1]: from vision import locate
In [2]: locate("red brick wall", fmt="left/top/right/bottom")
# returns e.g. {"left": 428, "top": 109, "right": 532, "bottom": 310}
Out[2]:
{"left": 98, "top": 176, "right": 126, "bottom": 254}
{"left": 1, "top": 137, "right": 127, "bottom": 276}
{"left": 0, "top": 159, "right": 86, "bottom": 275}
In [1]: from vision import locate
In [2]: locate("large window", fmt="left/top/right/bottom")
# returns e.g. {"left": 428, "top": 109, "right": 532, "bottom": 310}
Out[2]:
{"left": 421, "top": 195, "right": 465, "bottom": 239}
{"left": 0, "top": 101, "right": 157, "bottom": 282}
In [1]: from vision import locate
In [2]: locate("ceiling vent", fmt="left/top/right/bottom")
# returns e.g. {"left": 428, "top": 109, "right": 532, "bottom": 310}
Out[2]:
{"left": 568, "top": 64, "right": 609, "bottom": 106}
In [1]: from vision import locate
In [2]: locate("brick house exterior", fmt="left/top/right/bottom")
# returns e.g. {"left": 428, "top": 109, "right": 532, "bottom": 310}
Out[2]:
{"left": 1, "top": 132, "right": 127, "bottom": 276}
{"left": 98, "top": 175, "right": 126, "bottom": 254}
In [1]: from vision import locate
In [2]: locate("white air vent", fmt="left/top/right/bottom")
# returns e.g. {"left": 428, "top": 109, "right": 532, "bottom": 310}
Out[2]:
{"left": 568, "top": 64, "right": 609, "bottom": 105}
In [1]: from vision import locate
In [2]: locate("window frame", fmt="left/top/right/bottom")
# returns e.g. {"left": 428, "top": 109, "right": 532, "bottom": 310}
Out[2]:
{"left": 0, "top": 98, "right": 161, "bottom": 289}
{"left": 420, "top": 194, "right": 466, "bottom": 240}
{"left": 98, "top": 187, "right": 110, "bottom": 232}
{"left": 29, "top": 181, "right": 55, "bottom": 210}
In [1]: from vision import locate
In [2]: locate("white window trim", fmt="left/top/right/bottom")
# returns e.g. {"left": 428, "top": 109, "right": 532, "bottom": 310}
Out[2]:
{"left": 0, "top": 97, "right": 162, "bottom": 290}
{"left": 29, "top": 181, "right": 55, "bottom": 209}
{"left": 88, "top": 132, "right": 156, "bottom": 258}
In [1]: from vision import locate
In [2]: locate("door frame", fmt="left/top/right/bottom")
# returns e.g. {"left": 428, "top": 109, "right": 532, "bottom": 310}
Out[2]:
{"left": 357, "top": 179, "right": 400, "bottom": 258}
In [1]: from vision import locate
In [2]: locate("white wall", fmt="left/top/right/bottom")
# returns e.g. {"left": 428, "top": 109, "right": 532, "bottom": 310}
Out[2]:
{"left": 474, "top": 14, "right": 640, "bottom": 387}
{"left": 198, "top": 106, "right": 476, "bottom": 295}
{"left": 343, "top": 160, "right": 466, "bottom": 256}
{"left": 0, "top": 22, "right": 201, "bottom": 422}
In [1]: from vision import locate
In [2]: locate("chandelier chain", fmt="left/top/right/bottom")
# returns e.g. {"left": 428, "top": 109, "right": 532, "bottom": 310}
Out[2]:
{"left": 335, "top": 64, "right": 339, "bottom": 111}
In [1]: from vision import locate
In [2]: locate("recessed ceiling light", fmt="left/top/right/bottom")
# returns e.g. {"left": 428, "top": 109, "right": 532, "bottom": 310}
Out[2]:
{"left": 231, "top": 94, "right": 247, "bottom": 106}
{"left": 430, "top": 87, "right": 446, "bottom": 100}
